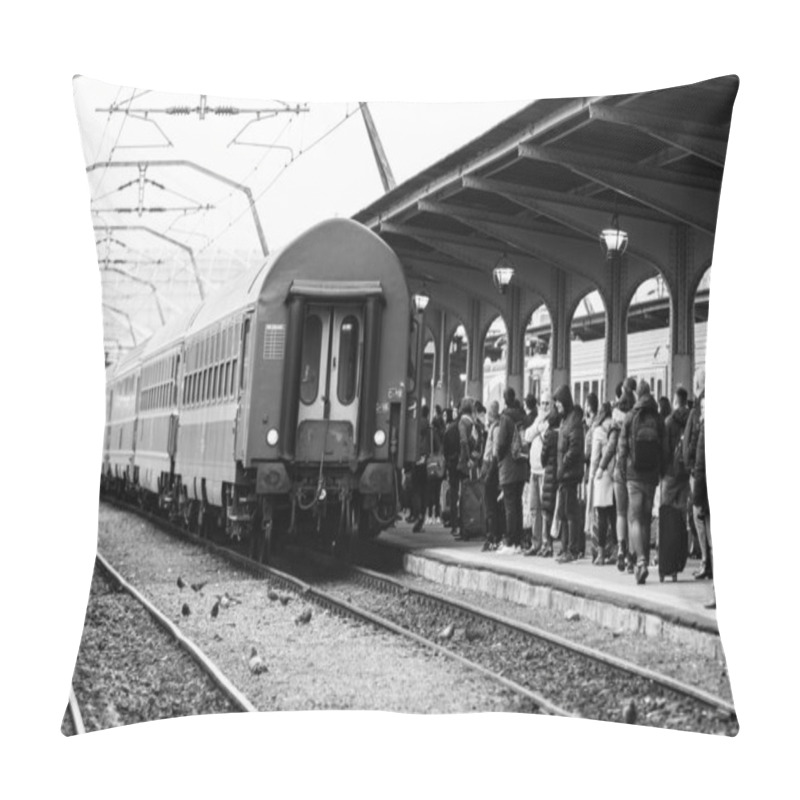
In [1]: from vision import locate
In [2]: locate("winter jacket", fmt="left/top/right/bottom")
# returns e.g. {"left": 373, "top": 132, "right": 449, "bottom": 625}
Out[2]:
{"left": 693, "top": 419, "right": 709, "bottom": 510}
{"left": 524, "top": 411, "right": 549, "bottom": 476}
{"left": 495, "top": 405, "right": 528, "bottom": 486}
{"left": 591, "top": 419, "right": 615, "bottom": 507}
{"left": 662, "top": 405, "right": 690, "bottom": 480}
{"left": 618, "top": 394, "right": 664, "bottom": 486}
{"left": 553, "top": 385, "right": 585, "bottom": 485}
{"left": 443, "top": 421, "right": 460, "bottom": 468}
{"left": 540, "top": 424, "right": 559, "bottom": 512}
{"left": 418, "top": 417, "right": 431, "bottom": 460}
{"left": 456, "top": 414, "right": 477, "bottom": 474}
{"left": 601, "top": 409, "right": 624, "bottom": 484}
{"left": 683, "top": 406, "right": 702, "bottom": 476}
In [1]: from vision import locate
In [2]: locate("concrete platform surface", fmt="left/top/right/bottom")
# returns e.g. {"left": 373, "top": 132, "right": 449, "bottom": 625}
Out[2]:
{"left": 377, "top": 521, "right": 718, "bottom": 639}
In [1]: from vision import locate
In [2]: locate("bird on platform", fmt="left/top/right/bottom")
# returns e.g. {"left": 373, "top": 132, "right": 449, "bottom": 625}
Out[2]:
{"left": 279, "top": 595, "right": 290, "bottom": 606}
{"left": 191, "top": 581, "right": 208, "bottom": 592}
{"left": 464, "top": 626, "right": 482, "bottom": 643}
{"left": 623, "top": 700, "right": 637, "bottom": 725}
{"left": 177, "top": 577, "right": 185, "bottom": 590}
{"left": 438, "top": 623, "right": 455, "bottom": 640}
{"left": 248, "top": 647, "right": 268, "bottom": 675}
{"left": 295, "top": 608, "right": 312, "bottom": 625}
{"left": 267, "top": 589, "right": 280, "bottom": 602}
{"left": 181, "top": 603, "right": 190, "bottom": 617}
{"left": 211, "top": 600, "right": 220, "bottom": 619}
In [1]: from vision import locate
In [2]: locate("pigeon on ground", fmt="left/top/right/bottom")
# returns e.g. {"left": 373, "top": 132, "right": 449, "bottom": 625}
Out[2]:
{"left": 438, "top": 623, "right": 455, "bottom": 640}
{"left": 248, "top": 647, "right": 268, "bottom": 675}
{"left": 623, "top": 700, "right": 637, "bottom": 725}
{"left": 210, "top": 600, "right": 220, "bottom": 619}
{"left": 191, "top": 581, "right": 208, "bottom": 592}
{"left": 295, "top": 608, "right": 312, "bottom": 625}
{"left": 177, "top": 577, "right": 185, "bottom": 590}
{"left": 181, "top": 603, "right": 190, "bottom": 617}
{"left": 267, "top": 589, "right": 280, "bottom": 602}
{"left": 279, "top": 595, "right": 290, "bottom": 606}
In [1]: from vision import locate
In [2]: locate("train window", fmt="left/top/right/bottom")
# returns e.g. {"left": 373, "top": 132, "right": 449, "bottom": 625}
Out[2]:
{"left": 230, "top": 358, "right": 238, "bottom": 396}
{"left": 591, "top": 380, "right": 599, "bottom": 399}
{"left": 657, "top": 379, "right": 663, "bottom": 399}
{"left": 300, "top": 314, "right": 322, "bottom": 405}
{"left": 224, "top": 362, "right": 231, "bottom": 398}
{"left": 337, "top": 315, "right": 359, "bottom": 405}
{"left": 240, "top": 319, "right": 251, "bottom": 391}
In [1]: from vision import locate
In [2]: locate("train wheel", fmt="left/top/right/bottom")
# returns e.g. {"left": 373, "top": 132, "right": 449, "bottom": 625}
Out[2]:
{"left": 253, "top": 499, "right": 274, "bottom": 563}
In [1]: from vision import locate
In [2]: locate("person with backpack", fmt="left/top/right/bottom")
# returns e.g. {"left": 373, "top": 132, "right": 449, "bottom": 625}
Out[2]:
{"left": 552, "top": 384, "right": 585, "bottom": 563}
{"left": 442, "top": 407, "right": 462, "bottom": 536}
{"left": 618, "top": 380, "right": 665, "bottom": 584}
{"left": 494, "top": 387, "right": 528, "bottom": 553}
{"left": 661, "top": 386, "right": 691, "bottom": 510}
{"left": 523, "top": 393, "right": 548, "bottom": 555}
{"left": 690, "top": 393, "right": 712, "bottom": 580}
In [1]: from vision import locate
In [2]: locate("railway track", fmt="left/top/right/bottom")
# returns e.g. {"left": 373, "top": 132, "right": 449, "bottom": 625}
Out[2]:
{"left": 100, "top": 497, "right": 737, "bottom": 732}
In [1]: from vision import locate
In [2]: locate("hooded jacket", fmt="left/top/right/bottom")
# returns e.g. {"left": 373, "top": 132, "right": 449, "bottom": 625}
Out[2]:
{"left": 553, "top": 385, "right": 585, "bottom": 485}
{"left": 618, "top": 393, "right": 664, "bottom": 485}
{"left": 495, "top": 404, "right": 528, "bottom": 486}
{"left": 540, "top": 411, "right": 560, "bottom": 512}
{"left": 662, "top": 404, "right": 690, "bottom": 480}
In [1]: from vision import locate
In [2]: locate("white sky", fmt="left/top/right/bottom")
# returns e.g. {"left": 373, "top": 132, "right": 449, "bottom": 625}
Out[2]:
{"left": 76, "top": 77, "right": 531, "bottom": 255}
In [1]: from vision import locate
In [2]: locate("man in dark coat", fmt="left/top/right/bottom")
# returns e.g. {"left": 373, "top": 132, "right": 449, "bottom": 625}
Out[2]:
{"left": 691, "top": 394, "right": 712, "bottom": 580}
{"left": 494, "top": 387, "right": 528, "bottom": 552}
{"left": 552, "top": 384, "right": 585, "bottom": 563}
{"left": 409, "top": 405, "right": 431, "bottom": 533}
{"left": 618, "top": 380, "right": 665, "bottom": 584}
{"left": 661, "top": 385, "right": 691, "bottom": 511}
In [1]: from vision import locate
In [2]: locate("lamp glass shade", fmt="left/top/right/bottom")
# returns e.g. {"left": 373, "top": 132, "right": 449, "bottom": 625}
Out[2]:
{"left": 492, "top": 265, "right": 514, "bottom": 293}
{"left": 412, "top": 291, "right": 430, "bottom": 313}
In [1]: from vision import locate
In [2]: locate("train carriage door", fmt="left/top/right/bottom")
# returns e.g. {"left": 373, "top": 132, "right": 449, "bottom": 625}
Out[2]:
{"left": 297, "top": 304, "right": 364, "bottom": 436}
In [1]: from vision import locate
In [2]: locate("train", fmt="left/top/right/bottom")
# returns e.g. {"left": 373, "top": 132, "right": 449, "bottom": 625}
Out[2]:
{"left": 102, "top": 219, "right": 428, "bottom": 560}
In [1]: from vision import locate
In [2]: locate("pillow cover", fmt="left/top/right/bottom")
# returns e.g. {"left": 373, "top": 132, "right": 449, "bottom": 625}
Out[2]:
{"left": 69, "top": 75, "right": 738, "bottom": 737}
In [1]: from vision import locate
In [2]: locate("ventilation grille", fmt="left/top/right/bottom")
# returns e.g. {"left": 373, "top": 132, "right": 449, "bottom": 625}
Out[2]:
{"left": 263, "top": 324, "right": 286, "bottom": 360}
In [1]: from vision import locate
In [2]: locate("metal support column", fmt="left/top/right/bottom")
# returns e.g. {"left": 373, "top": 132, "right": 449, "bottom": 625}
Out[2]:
{"left": 506, "top": 285, "right": 524, "bottom": 398}
{"left": 605, "top": 253, "right": 628, "bottom": 401}
{"left": 466, "top": 298, "right": 483, "bottom": 402}
{"left": 670, "top": 226, "right": 696, "bottom": 397}
{"left": 550, "top": 271, "right": 571, "bottom": 393}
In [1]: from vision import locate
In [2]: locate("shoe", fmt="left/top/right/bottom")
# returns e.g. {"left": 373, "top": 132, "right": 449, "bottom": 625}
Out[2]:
{"left": 627, "top": 562, "right": 635, "bottom": 574}
{"left": 556, "top": 552, "right": 576, "bottom": 564}
{"left": 704, "top": 600, "right": 717, "bottom": 610}
{"left": 596, "top": 555, "right": 606, "bottom": 566}
{"left": 616, "top": 553, "right": 625, "bottom": 572}
{"left": 635, "top": 565, "right": 649, "bottom": 585}
{"left": 481, "top": 540, "right": 495, "bottom": 552}
{"left": 412, "top": 519, "right": 424, "bottom": 533}
{"left": 693, "top": 569, "right": 711, "bottom": 580}
{"left": 523, "top": 546, "right": 538, "bottom": 556}
{"left": 496, "top": 543, "right": 515, "bottom": 554}
{"left": 540, "top": 545, "right": 553, "bottom": 558}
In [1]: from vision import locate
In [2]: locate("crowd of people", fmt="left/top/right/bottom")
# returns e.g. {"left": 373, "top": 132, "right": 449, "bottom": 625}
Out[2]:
{"left": 401, "top": 378, "right": 712, "bottom": 590}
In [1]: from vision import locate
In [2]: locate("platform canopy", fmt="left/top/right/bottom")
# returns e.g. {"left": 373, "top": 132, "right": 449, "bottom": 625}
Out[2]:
{"left": 353, "top": 75, "right": 737, "bottom": 402}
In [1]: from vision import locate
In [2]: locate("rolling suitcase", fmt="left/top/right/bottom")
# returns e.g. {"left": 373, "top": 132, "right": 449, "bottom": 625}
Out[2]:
{"left": 459, "top": 478, "right": 487, "bottom": 540}
{"left": 658, "top": 505, "right": 687, "bottom": 582}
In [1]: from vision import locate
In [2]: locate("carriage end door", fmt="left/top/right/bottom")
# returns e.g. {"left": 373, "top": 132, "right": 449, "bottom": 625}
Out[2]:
{"left": 296, "top": 304, "right": 363, "bottom": 458}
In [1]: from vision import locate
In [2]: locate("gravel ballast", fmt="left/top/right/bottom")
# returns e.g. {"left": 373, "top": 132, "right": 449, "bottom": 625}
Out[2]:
{"left": 68, "top": 568, "right": 236, "bottom": 733}
{"left": 91, "top": 504, "right": 538, "bottom": 716}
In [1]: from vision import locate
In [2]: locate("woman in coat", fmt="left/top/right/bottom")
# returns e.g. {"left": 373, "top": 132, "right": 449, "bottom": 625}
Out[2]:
{"left": 535, "top": 408, "right": 561, "bottom": 557}
{"left": 589, "top": 402, "right": 615, "bottom": 564}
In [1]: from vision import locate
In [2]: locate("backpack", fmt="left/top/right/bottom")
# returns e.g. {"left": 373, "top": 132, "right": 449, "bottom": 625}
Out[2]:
{"left": 510, "top": 421, "right": 527, "bottom": 462}
{"left": 673, "top": 431, "right": 688, "bottom": 478}
{"left": 630, "top": 406, "right": 660, "bottom": 472}
{"left": 443, "top": 422, "right": 460, "bottom": 465}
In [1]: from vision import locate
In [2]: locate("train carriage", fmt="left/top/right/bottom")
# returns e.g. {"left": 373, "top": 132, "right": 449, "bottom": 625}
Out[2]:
{"left": 104, "top": 218, "right": 423, "bottom": 560}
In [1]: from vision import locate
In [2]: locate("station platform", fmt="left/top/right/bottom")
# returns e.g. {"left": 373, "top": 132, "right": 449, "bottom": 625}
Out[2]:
{"left": 373, "top": 521, "right": 720, "bottom": 656}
